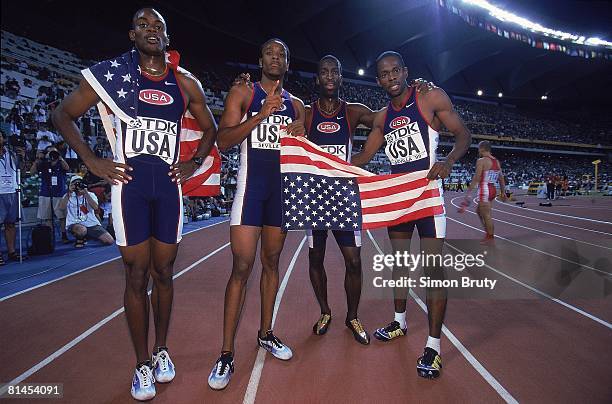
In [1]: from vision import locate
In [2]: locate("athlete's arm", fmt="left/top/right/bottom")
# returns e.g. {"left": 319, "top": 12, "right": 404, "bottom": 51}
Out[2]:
{"left": 83, "top": 190, "right": 99, "bottom": 211}
{"left": 169, "top": 72, "right": 218, "bottom": 183}
{"left": 303, "top": 105, "right": 313, "bottom": 136}
{"left": 51, "top": 79, "right": 133, "bottom": 184}
{"left": 351, "top": 110, "right": 385, "bottom": 167}
{"left": 421, "top": 88, "right": 471, "bottom": 180}
{"left": 286, "top": 96, "right": 306, "bottom": 136}
{"left": 498, "top": 165, "right": 507, "bottom": 201}
{"left": 217, "top": 81, "right": 282, "bottom": 150}
{"left": 467, "top": 159, "right": 484, "bottom": 193}
{"left": 349, "top": 103, "right": 379, "bottom": 129}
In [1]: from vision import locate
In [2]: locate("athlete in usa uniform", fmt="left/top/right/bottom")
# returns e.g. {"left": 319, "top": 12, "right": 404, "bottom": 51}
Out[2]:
{"left": 52, "top": 8, "right": 217, "bottom": 401}
{"left": 208, "top": 39, "right": 306, "bottom": 391}
{"left": 352, "top": 51, "right": 471, "bottom": 379}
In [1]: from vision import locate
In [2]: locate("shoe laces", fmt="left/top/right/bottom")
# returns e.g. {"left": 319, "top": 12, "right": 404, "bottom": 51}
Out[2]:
{"left": 349, "top": 318, "right": 365, "bottom": 334}
{"left": 421, "top": 348, "right": 437, "bottom": 366}
{"left": 383, "top": 321, "right": 400, "bottom": 332}
{"left": 215, "top": 355, "right": 232, "bottom": 377}
{"left": 154, "top": 350, "right": 169, "bottom": 371}
{"left": 263, "top": 331, "right": 284, "bottom": 349}
{"left": 137, "top": 364, "right": 154, "bottom": 387}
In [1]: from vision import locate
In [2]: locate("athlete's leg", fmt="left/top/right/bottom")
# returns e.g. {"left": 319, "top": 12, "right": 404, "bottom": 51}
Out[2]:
{"left": 259, "top": 225, "right": 287, "bottom": 335}
{"left": 222, "top": 225, "right": 261, "bottom": 352}
{"left": 120, "top": 241, "right": 152, "bottom": 363}
{"left": 388, "top": 230, "right": 412, "bottom": 313}
{"left": 308, "top": 237, "right": 330, "bottom": 315}
{"left": 480, "top": 202, "right": 494, "bottom": 235}
{"left": 420, "top": 237, "right": 447, "bottom": 339}
{"left": 338, "top": 245, "right": 362, "bottom": 321}
{"left": 149, "top": 238, "right": 179, "bottom": 349}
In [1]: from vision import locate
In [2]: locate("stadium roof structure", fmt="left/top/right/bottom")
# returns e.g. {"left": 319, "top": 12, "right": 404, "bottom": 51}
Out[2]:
{"left": 2, "top": 0, "right": 611, "bottom": 104}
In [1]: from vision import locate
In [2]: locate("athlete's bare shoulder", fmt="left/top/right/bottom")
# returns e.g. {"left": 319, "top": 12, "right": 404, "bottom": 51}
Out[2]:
{"left": 346, "top": 102, "right": 372, "bottom": 113}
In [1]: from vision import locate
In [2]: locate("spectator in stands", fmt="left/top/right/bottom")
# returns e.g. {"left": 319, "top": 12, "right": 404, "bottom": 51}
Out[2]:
{"left": 77, "top": 162, "right": 106, "bottom": 199}
{"left": 58, "top": 176, "right": 113, "bottom": 248}
{"left": 35, "top": 123, "right": 59, "bottom": 151}
{"left": 0, "top": 134, "right": 25, "bottom": 264}
{"left": 33, "top": 105, "right": 47, "bottom": 128}
{"left": 93, "top": 137, "right": 110, "bottom": 159}
{"left": 30, "top": 145, "right": 69, "bottom": 243}
{"left": 4, "top": 77, "right": 20, "bottom": 99}
{"left": 6, "top": 107, "right": 23, "bottom": 136}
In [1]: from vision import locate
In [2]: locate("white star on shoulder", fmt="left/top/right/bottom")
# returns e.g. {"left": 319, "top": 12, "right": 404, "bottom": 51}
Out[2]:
{"left": 110, "top": 60, "right": 120, "bottom": 68}
{"left": 122, "top": 73, "right": 131, "bottom": 82}
{"left": 117, "top": 88, "right": 128, "bottom": 98}
{"left": 104, "top": 71, "right": 114, "bottom": 81}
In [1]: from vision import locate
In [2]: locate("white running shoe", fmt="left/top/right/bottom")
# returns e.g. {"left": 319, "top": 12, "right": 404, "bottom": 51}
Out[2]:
{"left": 257, "top": 330, "right": 293, "bottom": 361}
{"left": 208, "top": 353, "right": 234, "bottom": 390}
{"left": 131, "top": 362, "right": 156, "bottom": 401}
{"left": 152, "top": 347, "right": 176, "bottom": 383}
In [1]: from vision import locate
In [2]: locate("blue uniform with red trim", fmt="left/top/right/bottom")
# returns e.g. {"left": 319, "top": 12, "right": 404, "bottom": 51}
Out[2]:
{"left": 230, "top": 82, "right": 296, "bottom": 227}
{"left": 111, "top": 68, "right": 185, "bottom": 246}
{"left": 306, "top": 100, "right": 361, "bottom": 248}
{"left": 382, "top": 88, "right": 446, "bottom": 237}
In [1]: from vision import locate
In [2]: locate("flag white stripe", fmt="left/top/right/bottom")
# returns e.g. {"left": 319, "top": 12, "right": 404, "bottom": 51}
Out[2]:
{"left": 360, "top": 182, "right": 440, "bottom": 208}
{"left": 181, "top": 128, "right": 203, "bottom": 141}
{"left": 362, "top": 196, "right": 444, "bottom": 223}
{"left": 282, "top": 144, "right": 372, "bottom": 177}
{"left": 357, "top": 170, "right": 435, "bottom": 191}
{"left": 281, "top": 163, "right": 361, "bottom": 178}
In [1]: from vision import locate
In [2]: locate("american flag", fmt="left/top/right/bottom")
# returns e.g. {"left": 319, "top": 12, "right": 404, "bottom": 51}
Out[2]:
{"left": 280, "top": 135, "right": 445, "bottom": 231}
{"left": 82, "top": 49, "right": 220, "bottom": 196}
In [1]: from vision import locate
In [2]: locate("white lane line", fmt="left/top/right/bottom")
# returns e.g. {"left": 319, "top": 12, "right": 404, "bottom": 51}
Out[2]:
{"left": 444, "top": 241, "right": 612, "bottom": 330}
{"left": 451, "top": 197, "right": 612, "bottom": 251}
{"left": 491, "top": 206, "right": 612, "bottom": 237}
{"left": 243, "top": 236, "right": 307, "bottom": 404}
{"left": 366, "top": 231, "right": 518, "bottom": 404}
{"left": 0, "top": 242, "right": 231, "bottom": 396}
{"left": 446, "top": 215, "right": 611, "bottom": 278}
{"left": 0, "top": 219, "right": 229, "bottom": 302}
{"left": 496, "top": 199, "right": 612, "bottom": 225}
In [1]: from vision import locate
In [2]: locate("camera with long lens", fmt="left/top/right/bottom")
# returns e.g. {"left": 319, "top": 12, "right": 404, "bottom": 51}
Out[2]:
{"left": 48, "top": 150, "right": 60, "bottom": 160}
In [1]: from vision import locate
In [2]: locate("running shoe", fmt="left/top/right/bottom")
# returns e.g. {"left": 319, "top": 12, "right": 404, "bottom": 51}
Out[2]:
{"left": 373, "top": 321, "right": 407, "bottom": 342}
{"left": 417, "top": 347, "right": 442, "bottom": 379}
{"left": 313, "top": 313, "right": 332, "bottom": 335}
{"left": 152, "top": 346, "right": 175, "bottom": 383}
{"left": 208, "top": 352, "right": 234, "bottom": 390}
{"left": 480, "top": 234, "right": 495, "bottom": 245}
{"left": 257, "top": 330, "right": 293, "bottom": 360}
{"left": 345, "top": 318, "right": 370, "bottom": 345}
{"left": 131, "top": 361, "right": 156, "bottom": 401}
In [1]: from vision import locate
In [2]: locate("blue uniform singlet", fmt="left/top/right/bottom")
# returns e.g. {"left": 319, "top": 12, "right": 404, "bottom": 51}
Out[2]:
{"left": 382, "top": 88, "right": 446, "bottom": 238}
{"left": 230, "top": 82, "right": 296, "bottom": 227}
{"left": 306, "top": 100, "right": 361, "bottom": 248}
{"left": 111, "top": 68, "right": 185, "bottom": 246}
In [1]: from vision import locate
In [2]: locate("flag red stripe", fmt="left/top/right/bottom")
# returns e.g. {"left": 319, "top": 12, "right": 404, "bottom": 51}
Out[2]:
{"left": 362, "top": 205, "right": 444, "bottom": 229}
{"left": 181, "top": 116, "right": 202, "bottom": 131}
{"left": 356, "top": 172, "right": 407, "bottom": 184}
{"left": 361, "top": 188, "right": 441, "bottom": 214}
{"left": 358, "top": 178, "right": 431, "bottom": 199}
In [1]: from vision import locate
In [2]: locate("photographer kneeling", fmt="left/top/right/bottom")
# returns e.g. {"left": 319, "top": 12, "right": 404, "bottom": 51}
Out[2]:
{"left": 59, "top": 176, "right": 114, "bottom": 248}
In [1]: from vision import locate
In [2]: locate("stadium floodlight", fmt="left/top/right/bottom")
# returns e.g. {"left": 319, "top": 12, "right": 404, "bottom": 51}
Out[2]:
{"left": 462, "top": 0, "right": 612, "bottom": 48}
{"left": 541, "top": 95, "right": 548, "bottom": 100}
{"left": 497, "top": 92, "right": 503, "bottom": 98}
{"left": 357, "top": 68, "right": 365, "bottom": 76}
{"left": 477, "top": 89, "right": 483, "bottom": 96}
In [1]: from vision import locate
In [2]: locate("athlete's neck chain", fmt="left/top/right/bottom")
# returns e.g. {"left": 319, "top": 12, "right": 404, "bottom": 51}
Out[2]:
{"left": 141, "top": 64, "right": 167, "bottom": 77}
{"left": 318, "top": 99, "right": 342, "bottom": 116}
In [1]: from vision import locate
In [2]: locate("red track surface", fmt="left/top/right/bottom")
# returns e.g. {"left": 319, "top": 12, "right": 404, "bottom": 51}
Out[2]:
{"left": 2, "top": 193, "right": 611, "bottom": 403}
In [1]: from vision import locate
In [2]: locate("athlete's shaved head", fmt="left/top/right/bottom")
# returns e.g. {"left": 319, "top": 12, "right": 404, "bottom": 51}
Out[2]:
{"left": 479, "top": 140, "right": 492, "bottom": 152}
{"left": 261, "top": 38, "right": 290, "bottom": 61}
{"left": 131, "top": 7, "right": 165, "bottom": 29}
{"left": 319, "top": 55, "right": 341, "bottom": 72}
{"left": 375, "top": 51, "right": 405, "bottom": 68}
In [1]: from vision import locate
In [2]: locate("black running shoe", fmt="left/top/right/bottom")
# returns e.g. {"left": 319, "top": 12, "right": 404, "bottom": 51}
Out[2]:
{"left": 313, "top": 313, "right": 332, "bottom": 335}
{"left": 373, "top": 321, "right": 407, "bottom": 342}
{"left": 417, "top": 347, "right": 442, "bottom": 379}
{"left": 345, "top": 318, "right": 370, "bottom": 345}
